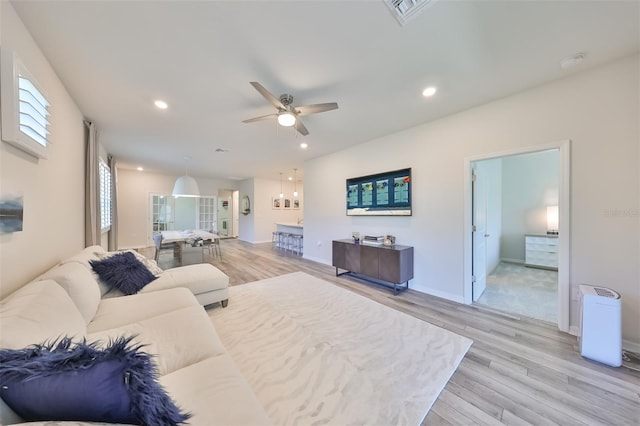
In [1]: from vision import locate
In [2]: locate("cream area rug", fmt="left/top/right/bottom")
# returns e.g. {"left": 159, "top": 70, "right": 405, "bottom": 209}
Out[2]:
{"left": 208, "top": 272, "right": 472, "bottom": 425}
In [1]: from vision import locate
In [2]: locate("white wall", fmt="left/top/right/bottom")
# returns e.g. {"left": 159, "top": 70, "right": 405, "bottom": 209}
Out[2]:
{"left": 304, "top": 55, "right": 639, "bottom": 345}
{"left": 239, "top": 178, "right": 304, "bottom": 244}
{"left": 501, "top": 150, "right": 559, "bottom": 262}
{"left": 116, "top": 169, "right": 238, "bottom": 249}
{"left": 0, "top": 2, "right": 85, "bottom": 298}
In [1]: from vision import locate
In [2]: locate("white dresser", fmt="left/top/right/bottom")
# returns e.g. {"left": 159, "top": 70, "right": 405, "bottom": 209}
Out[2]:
{"left": 525, "top": 234, "right": 558, "bottom": 270}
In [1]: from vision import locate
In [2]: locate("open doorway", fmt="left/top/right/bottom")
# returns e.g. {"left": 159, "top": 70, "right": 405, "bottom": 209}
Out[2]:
{"left": 472, "top": 151, "right": 559, "bottom": 323}
{"left": 464, "top": 141, "right": 570, "bottom": 332}
{"left": 216, "top": 189, "right": 239, "bottom": 238}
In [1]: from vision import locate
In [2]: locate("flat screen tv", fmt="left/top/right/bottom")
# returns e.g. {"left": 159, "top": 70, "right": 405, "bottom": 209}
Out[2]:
{"left": 346, "top": 168, "right": 411, "bottom": 216}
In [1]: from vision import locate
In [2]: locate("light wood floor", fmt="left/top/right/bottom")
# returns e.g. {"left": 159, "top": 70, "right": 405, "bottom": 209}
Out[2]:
{"left": 147, "top": 239, "right": 640, "bottom": 425}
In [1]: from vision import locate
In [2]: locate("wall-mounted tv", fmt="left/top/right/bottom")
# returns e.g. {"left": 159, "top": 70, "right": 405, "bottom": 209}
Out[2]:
{"left": 346, "top": 168, "right": 412, "bottom": 216}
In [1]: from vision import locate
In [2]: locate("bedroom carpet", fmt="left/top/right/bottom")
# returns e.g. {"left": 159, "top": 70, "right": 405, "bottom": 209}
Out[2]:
{"left": 208, "top": 272, "right": 472, "bottom": 425}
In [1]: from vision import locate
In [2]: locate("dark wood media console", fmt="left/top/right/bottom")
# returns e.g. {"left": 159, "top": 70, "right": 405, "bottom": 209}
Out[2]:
{"left": 332, "top": 239, "right": 414, "bottom": 294}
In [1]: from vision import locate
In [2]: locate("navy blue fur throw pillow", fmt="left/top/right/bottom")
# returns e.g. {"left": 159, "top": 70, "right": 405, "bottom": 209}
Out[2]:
{"left": 0, "top": 336, "right": 191, "bottom": 425}
{"left": 90, "top": 251, "right": 157, "bottom": 295}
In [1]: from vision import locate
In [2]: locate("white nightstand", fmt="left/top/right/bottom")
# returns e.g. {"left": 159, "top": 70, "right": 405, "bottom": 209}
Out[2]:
{"left": 525, "top": 234, "right": 558, "bottom": 270}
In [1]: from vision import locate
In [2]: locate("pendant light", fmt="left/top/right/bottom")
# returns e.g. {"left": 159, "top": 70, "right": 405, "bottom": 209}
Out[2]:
{"left": 279, "top": 173, "right": 284, "bottom": 198}
{"left": 172, "top": 157, "right": 200, "bottom": 198}
{"left": 293, "top": 168, "right": 298, "bottom": 197}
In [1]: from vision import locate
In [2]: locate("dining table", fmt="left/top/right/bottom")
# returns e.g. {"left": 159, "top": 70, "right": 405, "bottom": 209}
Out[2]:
{"left": 160, "top": 230, "right": 218, "bottom": 244}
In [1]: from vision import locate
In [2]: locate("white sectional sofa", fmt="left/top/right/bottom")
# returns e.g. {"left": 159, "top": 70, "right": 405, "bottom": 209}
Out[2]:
{"left": 0, "top": 246, "right": 271, "bottom": 425}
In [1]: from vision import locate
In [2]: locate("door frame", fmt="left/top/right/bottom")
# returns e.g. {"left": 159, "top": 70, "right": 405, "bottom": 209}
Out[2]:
{"left": 463, "top": 140, "right": 571, "bottom": 333}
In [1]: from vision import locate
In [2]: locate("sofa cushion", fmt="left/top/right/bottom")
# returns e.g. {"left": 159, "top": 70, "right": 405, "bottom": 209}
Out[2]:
{"left": 36, "top": 262, "right": 101, "bottom": 325}
{"left": 0, "top": 280, "right": 86, "bottom": 350}
{"left": 160, "top": 355, "right": 272, "bottom": 425}
{"left": 145, "top": 263, "right": 229, "bottom": 294}
{"left": 0, "top": 336, "right": 190, "bottom": 425}
{"left": 89, "top": 304, "right": 227, "bottom": 375}
{"left": 89, "top": 252, "right": 157, "bottom": 295}
{"left": 88, "top": 287, "right": 198, "bottom": 332}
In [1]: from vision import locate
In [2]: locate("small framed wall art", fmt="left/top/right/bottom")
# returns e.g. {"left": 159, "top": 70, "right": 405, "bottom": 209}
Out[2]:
{"left": 272, "top": 197, "right": 282, "bottom": 209}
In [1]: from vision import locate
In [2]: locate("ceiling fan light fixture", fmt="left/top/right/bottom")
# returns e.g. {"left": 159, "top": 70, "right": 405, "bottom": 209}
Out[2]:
{"left": 277, "top": 112, "right": 296, "bottom": 127}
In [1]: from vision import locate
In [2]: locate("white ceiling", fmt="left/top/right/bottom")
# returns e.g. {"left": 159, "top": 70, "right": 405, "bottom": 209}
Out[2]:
{"left": 11, "top": 0, "right": 639, "bottom": 181}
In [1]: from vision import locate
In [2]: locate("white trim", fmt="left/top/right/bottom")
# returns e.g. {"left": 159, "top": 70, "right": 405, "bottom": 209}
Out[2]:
{"left": 463, "top": 140, "right": 571, "bottom": 333}
{"left": 623, "top": 339, "right": 640, "bottom": 354}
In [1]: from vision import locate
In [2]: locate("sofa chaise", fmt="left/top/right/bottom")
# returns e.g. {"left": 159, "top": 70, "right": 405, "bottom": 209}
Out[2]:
{"left": 0, "top": 246, "right": 270, "bottom": 425}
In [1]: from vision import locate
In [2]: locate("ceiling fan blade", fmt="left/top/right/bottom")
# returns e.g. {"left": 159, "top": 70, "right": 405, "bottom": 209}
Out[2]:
{"left": 295, "top": 118, "right": 309, "bottom": 136}
{"left": 250, "top": 82, "right": 284, "bottom": 109}
{"left": 242, "top": 113, "right": 278, "bottom": 123}
{"left": 294, "top": 102, "right": 339, "bottom": 116}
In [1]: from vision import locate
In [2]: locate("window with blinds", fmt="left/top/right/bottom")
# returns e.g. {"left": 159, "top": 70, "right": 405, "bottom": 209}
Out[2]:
{"left": 1, "top": 47, "right": 51, "bottom": 159}
{"left": 18, "top": 75, "right": 50, "bottom": 147}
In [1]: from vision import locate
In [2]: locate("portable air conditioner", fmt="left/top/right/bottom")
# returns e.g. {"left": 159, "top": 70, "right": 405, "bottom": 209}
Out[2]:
{"left": 578, "top": 285, "right": 621, "bottom": 367}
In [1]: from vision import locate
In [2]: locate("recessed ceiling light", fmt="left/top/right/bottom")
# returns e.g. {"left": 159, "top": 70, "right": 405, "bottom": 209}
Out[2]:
{"left": 560, "top": 52, "right": 586, "bottom": 70}
{"left": 300, "top": 142, "right": 308, "bottom": 149}
{"left": 422, "top": 86, "right": 437, "bottom": 97}
{"left": 136, "top": 167, "right": 144, "bottom": 171}
{"left": 154, "top": 100, "right": 168, "bottom": 109}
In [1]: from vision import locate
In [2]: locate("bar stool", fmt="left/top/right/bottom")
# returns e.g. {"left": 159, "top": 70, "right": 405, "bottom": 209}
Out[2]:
{"left": 290, "top": 234, "right": 303, "bottom": 256}
{"left": 279, "top": 233, "right": 291, "bottom": 251}
{"left": 272, "top": 231, "right": 282, "bottom": 249}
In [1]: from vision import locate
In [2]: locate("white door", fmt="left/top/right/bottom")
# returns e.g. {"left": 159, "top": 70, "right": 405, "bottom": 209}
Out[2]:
{"left": 472, "top": 166, "right": 488, "bottom": 301}
{"left": 149, "top": 194, "right": 175, "bottom": 244}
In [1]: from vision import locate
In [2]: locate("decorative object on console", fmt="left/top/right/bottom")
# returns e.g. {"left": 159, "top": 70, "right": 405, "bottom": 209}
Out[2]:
{"left": 352, "top": 232, "right": 360, "bottom": 243}
{"left": 363, "top": 235, "right": 384, "bottom": 246}
{"left": 0, "top": 335, "right": 191, "bottom": 425}
{"left": 383, "top": 235, "right": 396, "bottom": 246}
{"left": 89, "top": 252, "right": 157, "bottom": 295}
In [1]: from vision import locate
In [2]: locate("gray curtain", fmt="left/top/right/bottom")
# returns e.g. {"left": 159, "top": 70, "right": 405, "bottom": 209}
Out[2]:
{"left": 108, "top": 154, "right": 118, "bottom": 251}
{"left": 84, "top": 120, "right": 100, "bottom": 247}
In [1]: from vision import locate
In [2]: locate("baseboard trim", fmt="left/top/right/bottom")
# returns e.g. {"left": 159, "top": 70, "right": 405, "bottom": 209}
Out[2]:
{"left": 413, "top": 286, "right": 465, "bottom": 304}
{"left": 623, "top": 339, "right": 640, "bottom": 354}
{"left": 500, "top": 257, "right": 524, "bottom": 265}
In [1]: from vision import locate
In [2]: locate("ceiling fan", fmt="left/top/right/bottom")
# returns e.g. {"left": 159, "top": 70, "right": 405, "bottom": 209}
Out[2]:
{"left": 242, "top": 82, "right": 338, "bottom": 136}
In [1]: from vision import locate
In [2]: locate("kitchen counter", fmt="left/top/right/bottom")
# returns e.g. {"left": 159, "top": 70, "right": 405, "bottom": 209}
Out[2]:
{"left": 276, "top": 222, "right": 303, "bottom": 235}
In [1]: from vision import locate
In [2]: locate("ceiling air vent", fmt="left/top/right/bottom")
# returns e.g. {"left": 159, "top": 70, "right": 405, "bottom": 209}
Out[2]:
{"left": 385, "top": 0, "right": 438, "bottom": 26}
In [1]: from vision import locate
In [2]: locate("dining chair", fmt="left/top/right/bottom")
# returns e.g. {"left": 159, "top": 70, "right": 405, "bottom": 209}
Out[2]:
{"left": 153, "top": 232, "right": 182, "bottom": 263}
{"left": 202, "top": 237, "right": 222, "bottom": 259}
